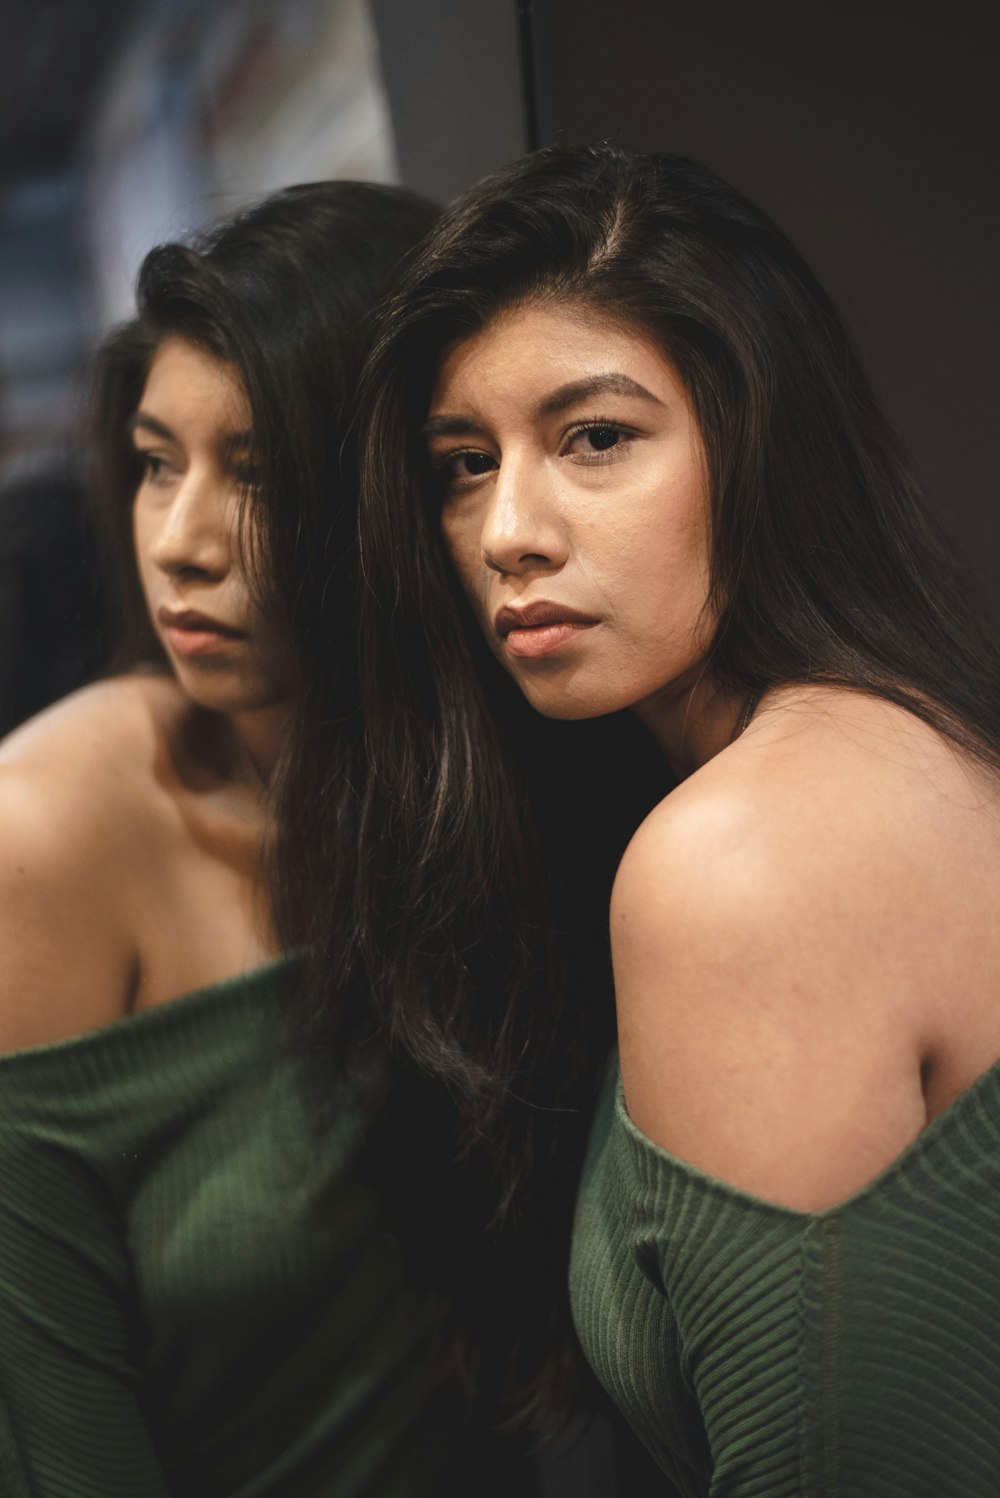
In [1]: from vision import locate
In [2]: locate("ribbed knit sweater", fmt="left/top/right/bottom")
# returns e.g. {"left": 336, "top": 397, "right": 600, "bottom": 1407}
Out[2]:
{"left": 0, "top": 959, "right": 490, "bottom": 1497}
{"left": 569, "top": 1056, "right": 1000, "bottom": 1497}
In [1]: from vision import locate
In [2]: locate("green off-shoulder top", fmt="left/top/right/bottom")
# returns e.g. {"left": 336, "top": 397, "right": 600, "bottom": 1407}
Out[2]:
{"left": 0, "top": 959, "right": 488, "bottom": 1497}
{"left": 569, "top": 1056, "right": 1000, "bottom": 1497}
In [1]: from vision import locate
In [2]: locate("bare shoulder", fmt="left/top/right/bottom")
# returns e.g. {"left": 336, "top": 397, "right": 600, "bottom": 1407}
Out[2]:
{"left": 615, "top": 685, "right": 991, "bottom": 920}
{"left": 613, "top": 686, "right": 1000, "bottom": 1210}
{"left": 0, "top": 673, "right": 186, "bottom": 868}
{"left": 0, "top": 669, "right": 182, "bottom": 772}
{"left": 0, "top": 674, "right": 184, "bottom": 1051}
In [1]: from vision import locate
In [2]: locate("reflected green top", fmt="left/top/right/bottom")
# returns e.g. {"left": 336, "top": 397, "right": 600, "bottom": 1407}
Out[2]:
{"left": 570, "top": 1056, "right": 1000, "bottom": 1497}
{"left": 0, "top": 959, "right": 478, "bottom": 1497}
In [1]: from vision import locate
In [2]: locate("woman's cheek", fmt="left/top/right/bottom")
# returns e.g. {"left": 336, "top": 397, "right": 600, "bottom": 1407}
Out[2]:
{"left": 443, "top": 525, "right": 481, "bottom": 602}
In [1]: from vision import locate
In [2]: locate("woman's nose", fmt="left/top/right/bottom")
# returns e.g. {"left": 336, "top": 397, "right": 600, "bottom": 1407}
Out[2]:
{"left": 480, "top": 456, "right": 567, "bottom": 577}
{"left": 149, "top": 472, "right": 231, "bottom": 579}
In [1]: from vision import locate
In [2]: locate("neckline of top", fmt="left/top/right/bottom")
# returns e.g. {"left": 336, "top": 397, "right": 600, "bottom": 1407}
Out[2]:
{"left": 0, "top": 952, "right": 300, "bottom": 1073}
{"left": 612, "top": 1050, "right": 1000, "bottom": 1222}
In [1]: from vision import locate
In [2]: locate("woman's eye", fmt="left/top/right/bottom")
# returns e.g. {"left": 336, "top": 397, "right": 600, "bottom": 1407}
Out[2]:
{"left": 564, "top": 422, "right": 632, "bottom": 459}
{"left": 432, "top": 448, "right": 498, "bottom": 488}
{"left": 135, "top": 452, "right": 172, "bottom": 485}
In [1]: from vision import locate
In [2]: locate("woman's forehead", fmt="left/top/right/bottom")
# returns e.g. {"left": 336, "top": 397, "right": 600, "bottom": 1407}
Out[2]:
{"left": 427, "top": 303, "right": 683, "bottom": 419}
{"left": 136, "top": 337, "right": 250, "bottom": 436}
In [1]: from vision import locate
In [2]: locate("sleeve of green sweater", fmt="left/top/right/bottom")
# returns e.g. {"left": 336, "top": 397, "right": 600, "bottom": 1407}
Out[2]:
{"left": 0, "top": 1100, "right": 172, "bottom": 1496}
{"left": 571, "top": 1062, "right": 1000, "bottom": 1497}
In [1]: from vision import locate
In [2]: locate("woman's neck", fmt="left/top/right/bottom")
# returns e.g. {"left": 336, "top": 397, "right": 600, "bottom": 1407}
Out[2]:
{"left": 170, "top": 696, "right": 290, "bottom": 811}
{"left": 230, "top": 704, "right": 290, "bottom": 790}
{"left": 634, "top": 672, "right": 754, "bottom": 779}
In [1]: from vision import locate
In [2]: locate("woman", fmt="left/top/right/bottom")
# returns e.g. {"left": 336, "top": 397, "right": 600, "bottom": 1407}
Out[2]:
{"left": 333, "top": 146, "right": 1000, "bottom": 1493}
{"left": 0, "top": 181, "right": 543, "bottom": 1498}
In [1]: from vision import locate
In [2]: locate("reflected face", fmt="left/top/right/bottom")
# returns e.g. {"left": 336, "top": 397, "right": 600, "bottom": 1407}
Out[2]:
{"left": 425, "top": 303, "right": 715, "bottom": 723}
{"left": 131, "top": 337, "right": 295, "bottom": 716}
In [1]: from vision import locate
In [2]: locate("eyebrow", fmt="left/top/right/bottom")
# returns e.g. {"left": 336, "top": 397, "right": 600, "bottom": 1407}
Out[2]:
{"left": 422, "top": 371, "right": 665, "bottom": 440}
{"left": 129, "top": 412, "right": 252, "bottom": 450}
{"left": 129, "top": 412, "right": 174, "bottom": 441}
{"left": 536, "top": 373, "right": 665, "bottom": 418}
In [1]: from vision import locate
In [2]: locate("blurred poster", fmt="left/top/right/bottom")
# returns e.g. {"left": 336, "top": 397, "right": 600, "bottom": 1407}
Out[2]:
{"left": 200, "top": 0, "right": 396, "bottom": 199}
{"left": 87, "top": 0, "right": 397, "bottom": 325}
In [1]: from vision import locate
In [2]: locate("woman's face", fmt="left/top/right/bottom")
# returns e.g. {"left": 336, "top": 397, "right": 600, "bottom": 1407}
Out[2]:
{"left": 425, "top": 302, "right": 715, "bottom": 726}
{"left": 131, "top": 337, "right": 295, "bottom": 717}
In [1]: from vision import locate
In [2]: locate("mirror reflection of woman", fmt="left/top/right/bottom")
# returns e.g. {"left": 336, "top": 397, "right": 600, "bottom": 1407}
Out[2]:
{"left": 0, "top": 182, "right": 537, "bottom": 1498}
{"left": 320, "top": 147, "right": 1000, "bottom": 1492}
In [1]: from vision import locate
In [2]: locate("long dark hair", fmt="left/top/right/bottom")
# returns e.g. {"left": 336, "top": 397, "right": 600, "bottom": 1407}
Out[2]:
{"left": 84, "top": 182, "right": 441, "bottom": 1146}
{"left": 86, "top": 180, "right": 440, "bottom": 671}
{"left": 292, "top": 144, "right": 1000, "bottom": 1417}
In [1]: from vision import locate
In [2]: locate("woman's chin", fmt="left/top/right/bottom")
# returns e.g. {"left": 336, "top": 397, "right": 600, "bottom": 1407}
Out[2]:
{"left": 170, "top": 669, "right": 291, "bottom": 720}
{"left": 518, "top": 681, "right": 628, "bottom": 723}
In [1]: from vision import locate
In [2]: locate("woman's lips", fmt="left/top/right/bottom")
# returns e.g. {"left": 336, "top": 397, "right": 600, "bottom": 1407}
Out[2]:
{"left": 494, "top": 602, "right": 598, "bottom": 660}
{"left": 504, "top": 620, "right": 597, "bottom": 658}
{"left": 158, "top": 608, "right": 246, "bottom": 658}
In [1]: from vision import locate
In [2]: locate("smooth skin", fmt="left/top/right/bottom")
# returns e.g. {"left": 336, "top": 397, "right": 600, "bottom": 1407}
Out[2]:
{"left": 0, "top": 338, "right": 291, "bottom": 1053}
{"left": 427, "top": 301, "right": 1000, "bottom": 1212}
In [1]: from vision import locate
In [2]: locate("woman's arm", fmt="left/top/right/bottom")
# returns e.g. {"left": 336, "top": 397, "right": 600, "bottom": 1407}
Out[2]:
{"left": 0, "top": 697, "right": 170, "bottom": 1493}
{"left": 0, "top": 796, "right": 171, "bottom": 1498}
{"left": 603, "top": 695, "right": 1000, "bottom": 1490}
{"left": 0, "top": 687, "right": 150, "bottom": 1053}
{"left": 0, "top": 1106, "right": 173, "bottom": 1497}
{"left": 611, "top": 756, "right": 938, "bottom": 1212}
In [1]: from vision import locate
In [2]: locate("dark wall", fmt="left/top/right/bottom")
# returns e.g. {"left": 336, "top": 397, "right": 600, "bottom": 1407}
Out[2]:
{"left": 371, "top": 0, "right": 528, "bottom": 205}
{"left": 526, "top": 0, "right": 1000, "bottom": 598}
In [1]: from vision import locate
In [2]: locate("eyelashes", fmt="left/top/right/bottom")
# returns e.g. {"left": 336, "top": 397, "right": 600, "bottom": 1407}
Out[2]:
{"left": 134, "top": 451, "right": 172, "bottom": 485}
{"left": 563, "top": 419, "right": 635, "bottom": 460}
{"left": 428, "top": 447, "right": 498, "bottom": 486}
{"left": 428, "top": 417, "right": 636, "bottom": 498}
{"left": 132, "top": 451, "right": 260, "bottom": 491}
